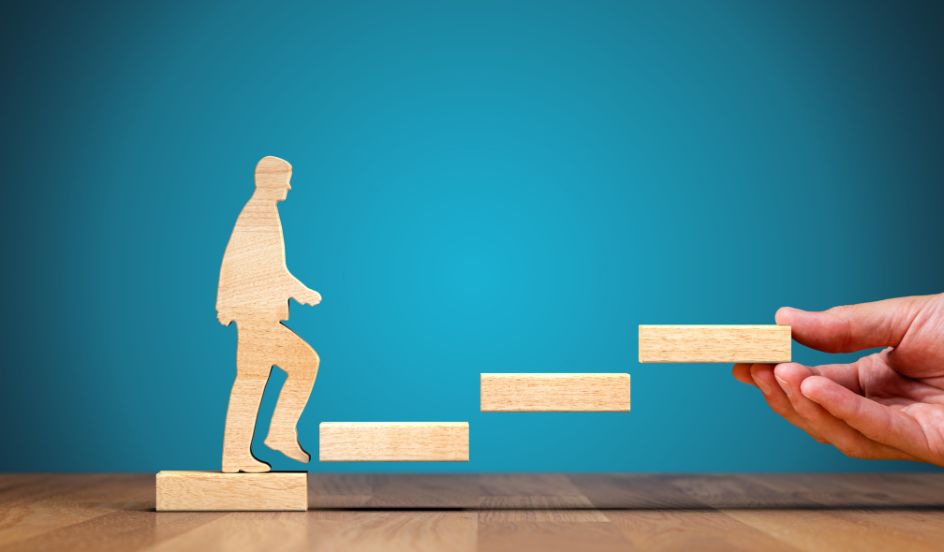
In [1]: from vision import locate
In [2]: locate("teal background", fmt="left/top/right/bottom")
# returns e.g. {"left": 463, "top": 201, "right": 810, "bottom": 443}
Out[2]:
{"left": 1, "top": 1, "right": 942, "bottom": 473}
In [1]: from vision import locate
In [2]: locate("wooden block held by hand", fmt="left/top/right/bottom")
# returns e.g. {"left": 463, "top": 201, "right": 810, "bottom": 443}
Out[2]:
{"left": 155, "top": 471, "right": 308, "bottom": 511}
{"left": 320, "top": 422, "right": 470, "bottom": 462}
{"left": 480, "top": 373, "right": 631, "bottom": 412}
{"left": 638, "top": 325, "right": 791, "bottom": 363}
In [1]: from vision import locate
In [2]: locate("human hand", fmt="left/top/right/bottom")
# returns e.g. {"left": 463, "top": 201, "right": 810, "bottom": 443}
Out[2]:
{"left": 733, "top": 294, "right": 944, "bottom": 466}
{"left": 294, "top": 287, "right": 322, "bottom": 306}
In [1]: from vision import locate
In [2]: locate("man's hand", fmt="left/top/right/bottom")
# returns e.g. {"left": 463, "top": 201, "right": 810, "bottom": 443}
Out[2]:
{"left": 293, "top": 286, "right": 322, "bottom": 307}
{"left": 733, "top": 293, "right": 944, "bottom": 466}
{"left": 217, "top": 310, "right": 234, "bottom": 326}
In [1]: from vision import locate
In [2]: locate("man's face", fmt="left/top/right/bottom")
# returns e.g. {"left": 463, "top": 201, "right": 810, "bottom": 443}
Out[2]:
{"left": 276, "top": 175, "right": 292, "bottom": 201}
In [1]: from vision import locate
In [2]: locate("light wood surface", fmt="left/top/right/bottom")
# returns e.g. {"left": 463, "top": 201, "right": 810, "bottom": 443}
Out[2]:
{"left": 155, "top": 471, "right": 307, "bottom": 512}
{"left": 319, "top": 423, "right": 470, "bottom": 462}
{"left": 217, "top": 156, "right": 322, "bottom": 473}
{"left": 638, "top": 325, "right": 792, "bottom": 363}
{"left": 2, "top": 473, "right": 944, "bottom": 551}
{"left": 480, "top": 373, "right": 630, "bottom": 412}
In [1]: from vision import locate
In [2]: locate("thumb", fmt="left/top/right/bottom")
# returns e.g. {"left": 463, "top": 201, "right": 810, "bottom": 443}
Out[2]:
{"left": 776, "top": 295, "right": 930, "bottom": 353}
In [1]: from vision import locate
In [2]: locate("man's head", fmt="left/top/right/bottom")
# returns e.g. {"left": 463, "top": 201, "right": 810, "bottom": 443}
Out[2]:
{"left": 254, "top": 156, "right": 292, "bottom": 201}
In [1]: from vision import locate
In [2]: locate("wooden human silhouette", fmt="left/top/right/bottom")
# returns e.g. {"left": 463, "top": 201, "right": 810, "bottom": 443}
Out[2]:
{"left": 217, "top": 156, "right": 321, "bottom": 473}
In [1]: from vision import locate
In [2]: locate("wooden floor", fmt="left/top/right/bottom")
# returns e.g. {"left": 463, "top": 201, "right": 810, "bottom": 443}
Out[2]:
{"left": 2, "top": 473, "right": 944, "bottom": 551}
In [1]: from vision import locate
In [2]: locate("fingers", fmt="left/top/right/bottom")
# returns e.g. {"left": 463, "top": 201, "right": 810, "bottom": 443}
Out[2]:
{"left": 805, "top": 362, "right": 863, "bottom": 394}
{"left": 776, "top": 295, "right": 933, "bottom": 353}
{"left": 773, "top": 364, "right": 915, "bottom": 460}
{"left": 735, "top": 362, "right": 917, "bottom": 460}
{"left": 747, "top": 364, "right": 828, "bottom": 443}
{"left": 735, "top": 360, "right": 861, "bottom": 393}
{"left": 732, "top": 363, "right": 754, "bottom": 385}
{"left": 801, "top": 376, "right": 929, "bottom": 462}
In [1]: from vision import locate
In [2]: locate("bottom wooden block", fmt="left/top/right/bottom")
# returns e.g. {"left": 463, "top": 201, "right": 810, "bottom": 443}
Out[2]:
{"left": 320, "top": 422, "right": 470, "bottom": 461}
{"left": 156, "top": 471, "right": 308, "bottom": 511}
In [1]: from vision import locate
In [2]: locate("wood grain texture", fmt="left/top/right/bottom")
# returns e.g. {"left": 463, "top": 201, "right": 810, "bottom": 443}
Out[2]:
{"left": 155, "top": 471, "right": 307, "bottom": 512}
{"left": 217, "top": 156, "right": 322, "bottom": 473}
{"left": 3, "top": 474, "right": 944, "bottom": 551}
{"left": 319, "top": 422, "right": 470, "bottom": 462}
{"left": 480, "top": 373, "right": 630, "bottom": 412}
{"left": 638, "top": 325, "right": 791, "bottom": 363}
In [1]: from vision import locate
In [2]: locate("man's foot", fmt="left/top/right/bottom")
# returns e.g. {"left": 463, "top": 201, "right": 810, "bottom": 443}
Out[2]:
{"left": 222, "top": 457, "right": 271, "bottom": 473}
{"left": 264, "top": 436, "right": 311, "bottom": 464}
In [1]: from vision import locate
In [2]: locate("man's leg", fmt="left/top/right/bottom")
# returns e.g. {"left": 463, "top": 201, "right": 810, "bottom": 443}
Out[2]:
{"left": 265, "top": 324, "right": 319, "bottom": 463}
{"left": 222, "top": 327, "right": 273, "bottom": 473}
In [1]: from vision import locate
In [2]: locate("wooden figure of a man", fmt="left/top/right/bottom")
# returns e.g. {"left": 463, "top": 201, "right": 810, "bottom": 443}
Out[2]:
{"left": 216, "top": 156, "right": 321, "bottom": 473}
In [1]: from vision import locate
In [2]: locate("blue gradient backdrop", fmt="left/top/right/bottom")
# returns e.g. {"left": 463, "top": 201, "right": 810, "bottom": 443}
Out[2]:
{"left": 2, "top": 1, "right": 942, "bottom": 472}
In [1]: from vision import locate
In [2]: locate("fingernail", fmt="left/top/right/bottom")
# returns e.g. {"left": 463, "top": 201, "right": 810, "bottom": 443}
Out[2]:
{"left": 775, "top": 376, "right": 792, "bottom": 398}
{"left": 755, "top": 377, "right": 772, "bottom": 397}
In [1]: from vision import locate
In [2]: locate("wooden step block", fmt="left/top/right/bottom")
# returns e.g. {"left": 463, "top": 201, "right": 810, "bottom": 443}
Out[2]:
{"left": 480, "top": 373, "right": 630, "bottom": 412}
{"left": 638, "top": 325, "right": 791, "bottom": 363}
{"left": 320, "top": 422, "right": 470, "bottom": 462}
{"left": 155, "top": 471, "right": 307, "bottom": 511}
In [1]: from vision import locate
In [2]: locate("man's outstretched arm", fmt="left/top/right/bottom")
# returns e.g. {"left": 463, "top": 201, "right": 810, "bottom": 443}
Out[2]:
{"left": 287, "top": 273, "right": 322, "bottom": 306}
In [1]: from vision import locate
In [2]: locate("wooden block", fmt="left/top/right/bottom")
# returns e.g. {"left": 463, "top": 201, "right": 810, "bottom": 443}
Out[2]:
{"left": 480, "top": 373, "right": 631, "bottom": 412}
{"left": 155, "top": 471, "right": 307, "bottom": 511}
{"left": 638, "top": 325, "right": 791, "bottom": 363}
{"left": 320, "top": 422, "right": 470, "bottom": 462}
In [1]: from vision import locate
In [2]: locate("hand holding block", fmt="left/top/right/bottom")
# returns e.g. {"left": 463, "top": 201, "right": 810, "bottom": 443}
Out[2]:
{"left": 156, "top": 471, "right": 307, "bottom": 511}
{"left": 638, "top": 325, "right": 791, "bottom": 363}
{"left": 480, "top": 373, "right": 630, "bottom": 412}
{"left": 320, "top": 422, "right": 470, "bottom": 461}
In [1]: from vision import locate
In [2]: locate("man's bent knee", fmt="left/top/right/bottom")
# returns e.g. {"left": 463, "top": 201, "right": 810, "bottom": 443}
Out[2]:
{"left": 280, "top": 347, "right": 318, "bottom": 378}
{"left": 302, "top": 348, "right": 319, "bottom": 375}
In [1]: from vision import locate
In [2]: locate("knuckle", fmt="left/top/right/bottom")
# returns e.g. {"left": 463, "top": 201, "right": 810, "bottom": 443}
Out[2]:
{"left": 824, "top": 305, "right": 855, "bottom": 351}
{"left": 765, "top": 397, "right": 791, "bottom": 417}
{"left": 791, "top": 402, "right": 817, "bottom": 421}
